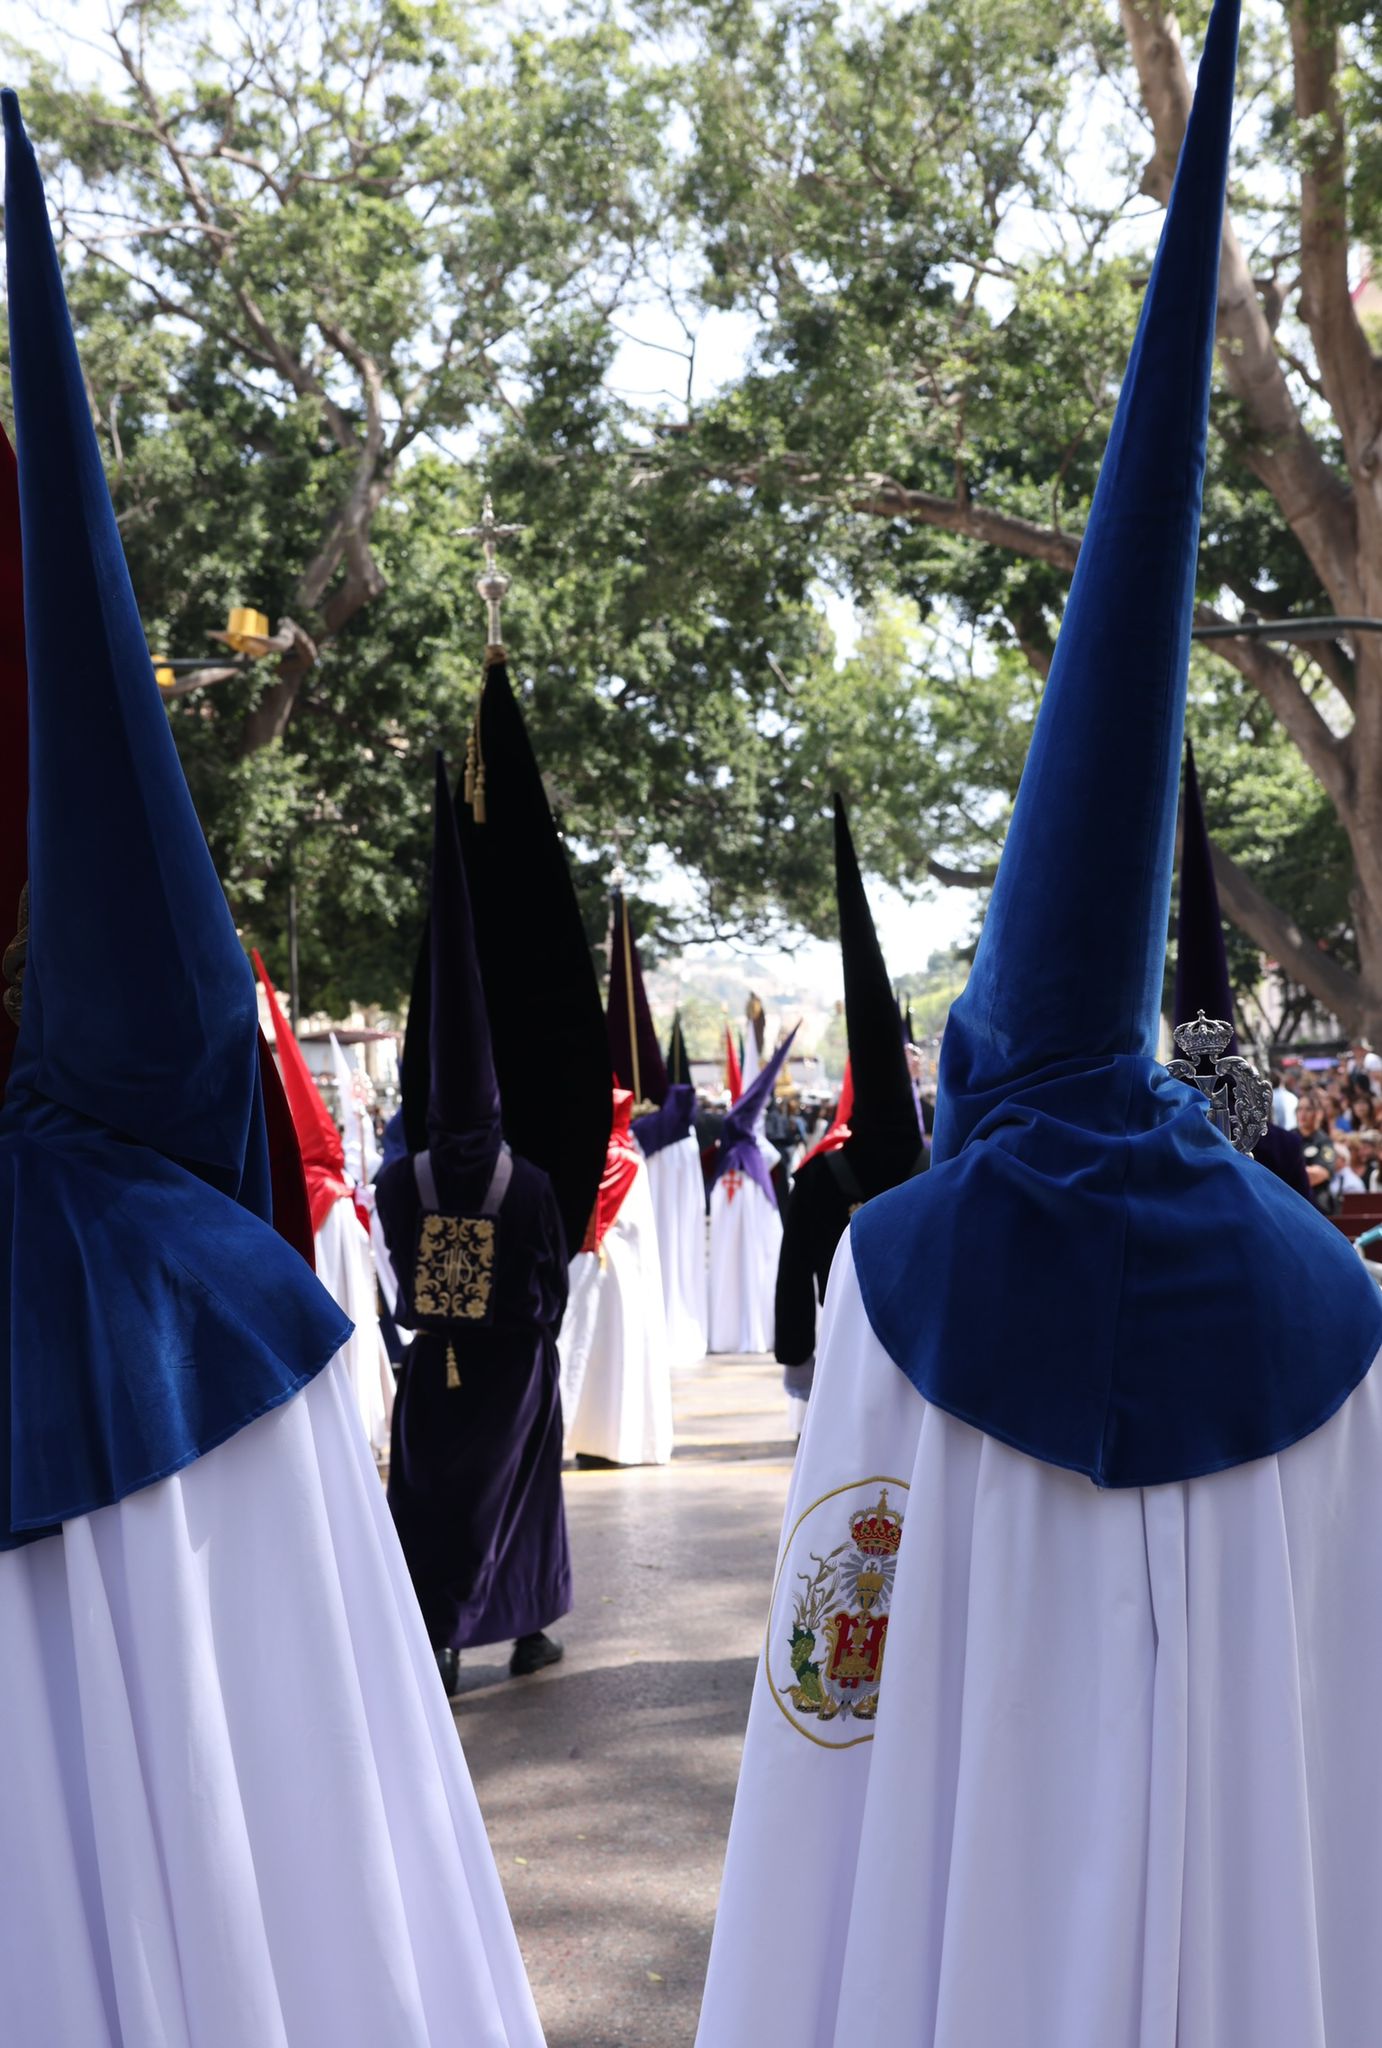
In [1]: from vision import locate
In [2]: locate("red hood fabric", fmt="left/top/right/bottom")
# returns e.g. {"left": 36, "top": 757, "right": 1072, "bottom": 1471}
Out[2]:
{"left": 581, "top": 1085, "right": 643, "bottom": 1254}
{"left": 256, "top": 1026, "right": 317, "bottom": 1267}
{"left": 797, "top": 1061, "right": 854, "bottom": 1171}
{"left": 0, "top": 427, "right": 29, "bottom": 1102}
{"left": 253, "top": 950, "right": 351, "bottom": 1237}
{"left": 724, "top": 1026, "right": 743, "bottom": 1104}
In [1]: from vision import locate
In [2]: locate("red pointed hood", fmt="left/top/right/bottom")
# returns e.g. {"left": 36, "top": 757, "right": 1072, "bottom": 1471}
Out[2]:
{"left": 252, "top": 950, "right": 350, "bottom": 1236}
{"left": 798, "top": 1061, "right": 854, "bottom": 1170}
{"left": 724, "top": 1026, "right": 743, "bottom": 1103}
{"left": 581, "top": 1082, "right": 643, "bottom": 1253}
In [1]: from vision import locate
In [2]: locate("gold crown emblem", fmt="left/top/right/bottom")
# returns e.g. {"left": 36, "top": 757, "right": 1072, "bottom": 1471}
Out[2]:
{"left": 851, "top": 1488, "right": 903, "bottom": 1557}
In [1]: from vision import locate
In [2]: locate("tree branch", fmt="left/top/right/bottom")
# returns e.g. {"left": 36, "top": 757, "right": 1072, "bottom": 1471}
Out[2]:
{"left": 1209, "top": 838, "right": 1362, "bottom": 1031}
{"left": 1288, "top": 0, "right": 1379, "bottom": 461}
{"left": 1192, "top": 602, "right": 1348, "bottom": 800}
{"left": 1120, "top": 0, "right": 1360, "bottom": 610}
{"left": 927, "top": 855, "right": 998, "bottom": 889}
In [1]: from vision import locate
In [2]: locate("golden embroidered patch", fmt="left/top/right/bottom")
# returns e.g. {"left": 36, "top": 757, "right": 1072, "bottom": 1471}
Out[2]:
{"left": 414, "top": 1214, "right": 496, "bottom": 1323}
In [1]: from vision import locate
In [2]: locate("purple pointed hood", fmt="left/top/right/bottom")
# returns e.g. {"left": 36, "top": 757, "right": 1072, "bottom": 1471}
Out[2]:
{"left": 713, "top": 1025, "right": 799, "bottom": 1202}
{"left": 633, "top": 1081, "right": 697, "bottom": 1160}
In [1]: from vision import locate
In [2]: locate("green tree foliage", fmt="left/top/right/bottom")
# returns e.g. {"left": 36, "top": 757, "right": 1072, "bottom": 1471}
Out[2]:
{"left": 8, "top": 1, "right": 1382, "bottom": 1032}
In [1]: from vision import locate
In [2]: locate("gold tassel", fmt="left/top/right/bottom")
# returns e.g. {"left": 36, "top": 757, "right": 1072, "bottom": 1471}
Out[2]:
{"left": 463, "top": 696, "right": 487, "bottom": 823}
{"left": 445, "top": 1342, "right": 461, "bottom": 1390}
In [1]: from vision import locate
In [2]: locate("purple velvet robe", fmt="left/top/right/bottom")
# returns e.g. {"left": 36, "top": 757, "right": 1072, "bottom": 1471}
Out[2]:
{"left": 376, "top": 1150, "right": 572, "bottom": 1651}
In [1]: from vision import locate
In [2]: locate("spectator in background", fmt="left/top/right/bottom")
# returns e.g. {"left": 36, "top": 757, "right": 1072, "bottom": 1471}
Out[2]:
{"left": 1332, "top": 1138, "right": 1367, "bottom": 1201}
{"left": 1346, "top": 1037, "right": 1382, "bottom": 1080}
{"left": 1297, "top": 1093, "right": 1339, "bottom": 1214}
{"left": 1352, "top": 1130, "right": 1382, "bottom": 1193}
{"left": 1271, "top": 1067, "right": 1298, "bottom": 1130}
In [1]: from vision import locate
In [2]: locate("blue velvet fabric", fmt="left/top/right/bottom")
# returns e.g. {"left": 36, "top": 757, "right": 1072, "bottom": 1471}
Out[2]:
{"left": 633, "top": 1081, "right": 696, "bottom": 1161}
{"left": 852, "top": 0, "right": 1382, "bottom": 1488}
{"left": 0, "top": 94, "right": 348, "bottom": 1548}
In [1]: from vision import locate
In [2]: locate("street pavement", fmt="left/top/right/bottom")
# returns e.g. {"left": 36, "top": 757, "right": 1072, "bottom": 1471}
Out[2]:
{"left": 450, "top": 1354, "right": 796, "bottom": 2048}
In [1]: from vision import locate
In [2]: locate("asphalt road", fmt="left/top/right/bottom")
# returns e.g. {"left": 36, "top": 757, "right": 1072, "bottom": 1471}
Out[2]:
{"left": 450, "top": 1354, "right": 795, "bottom": 2048}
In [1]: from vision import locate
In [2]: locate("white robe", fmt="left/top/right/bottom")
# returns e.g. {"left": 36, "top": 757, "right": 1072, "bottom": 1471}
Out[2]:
{"left": 645, "top": 1133, "right": 707, "bottom": 1367}
{"left": 707, "top": 1169, "right": 782, "bottom": 1354}
{"left": 313, "top": 1192, "right": 395, "bottom": 1456}
{"left": 559, "top": 1155, "right": 673, "bottom": 1465}
{"left": 697, "top": 1238, "right": 1382, "bottom": 2048}
{"left": 0, "top": 1357, "right": 545, "bottom": 2048}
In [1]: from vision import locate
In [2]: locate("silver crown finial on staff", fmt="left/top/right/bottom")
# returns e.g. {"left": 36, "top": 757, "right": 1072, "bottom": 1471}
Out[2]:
{"left": 457, "top": 493, "right": 526, "bottom": 648}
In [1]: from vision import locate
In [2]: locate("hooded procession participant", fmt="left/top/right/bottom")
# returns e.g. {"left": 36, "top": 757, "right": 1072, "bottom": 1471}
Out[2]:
{"left": 0, "top": 94, "right": 546, "bottom": 2047}
{"left": 707, "top": 1026, "right": 799, "bottom": 1353}
{"left": 774, "top": 797, "right": 926, "bottom": 1428}
{"left": 609, "top": 889, "right": 707, "bottom": 1366}
{"left": 698, "top": 10, "right": 1382, "bottom": 2039}
{"left": 558, "top": 1080, "right": 675, "bottom": 1467}
{"left": 1175, "top": 740, "right": 1311, "bottom": 1199}
{"left": 254, "top": 951, "right": 395, "bottom": 1457}
{"left": 666, "top": 1009, "right": 692, "bottom": 1087}
{"left": 377, "top": 757, "right": 573, "bottom": 1691}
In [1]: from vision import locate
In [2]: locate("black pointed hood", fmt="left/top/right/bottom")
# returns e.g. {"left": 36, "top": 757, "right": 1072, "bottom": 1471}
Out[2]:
{"left": 457, "top": 660, "right": 610, "bottom": 1256}
{"left": 607, "top": 890, "right": 668, "bottom": 1107}
{"left": 834, "top": 795, "right": 920, "bottom": 1177}
{"left": 427, "top": 752, "right": 503, "bottom": 1185}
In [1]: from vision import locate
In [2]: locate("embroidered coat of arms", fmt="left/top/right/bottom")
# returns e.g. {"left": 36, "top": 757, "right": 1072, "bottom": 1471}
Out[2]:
{"left": 765, "top": 1479, "right": 907, "bottom": 1748}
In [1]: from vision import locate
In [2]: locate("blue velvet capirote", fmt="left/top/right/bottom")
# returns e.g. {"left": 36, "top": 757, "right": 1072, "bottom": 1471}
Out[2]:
{"left": 0, "top": 92, "right": 348, "bottom": 1547}
{"left": 852, "top": 0, "right": 1382, "bottom": 1487}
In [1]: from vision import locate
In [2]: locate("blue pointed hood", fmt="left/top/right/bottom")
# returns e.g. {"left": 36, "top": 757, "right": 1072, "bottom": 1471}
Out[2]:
{"left": 3, "top": 92, "right": 268, "bottom": 1192}
{"left": 0, "top": 92, "right": 348, "bottom": 1549}
{"left": 933, "top": 5, "right": 1233, "bottom": 1150}
{"left": 852, "top": 1, "right": 1382, "bottom": 1487}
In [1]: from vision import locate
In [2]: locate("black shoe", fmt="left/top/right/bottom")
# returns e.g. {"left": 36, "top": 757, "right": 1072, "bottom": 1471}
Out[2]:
{"left": 510, "top": 1631, "right": 564, "bottom": 1677}
{"left": 574, "top": 1452, "right": 619, "bottom": 1470}
{"left": 435, "top": 1646, "right": 460, "bottom": 1698}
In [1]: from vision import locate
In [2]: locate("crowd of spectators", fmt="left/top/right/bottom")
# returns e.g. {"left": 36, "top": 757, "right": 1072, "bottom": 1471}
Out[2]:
{"left": 1272, "top": 1037, "right": 1382, "bottom": 1213}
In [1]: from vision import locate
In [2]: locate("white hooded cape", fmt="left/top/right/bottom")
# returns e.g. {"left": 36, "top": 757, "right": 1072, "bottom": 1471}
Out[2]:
{"left": 313, "top": 1193, "right": 395, "bottom": 1456}
{"left": 559, "top": 1154, "right": 673, "bottom": 1465}
{"left": 0, "top": 1356, "right": 545, "bottom": 2048}
{"left": 707, "top": 1166, "right": 781, "bottom": 1354}
{"left": 697, "top": 1235, "right": 1382, "bottom": 2048}
{"left": 644, "top": 1132, "right": 707, "bottom": 1367}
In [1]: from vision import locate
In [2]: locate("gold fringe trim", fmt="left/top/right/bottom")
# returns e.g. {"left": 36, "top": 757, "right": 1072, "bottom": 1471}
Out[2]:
{"left": 445, "top": 1342, "right": 462, "bottom": 1390}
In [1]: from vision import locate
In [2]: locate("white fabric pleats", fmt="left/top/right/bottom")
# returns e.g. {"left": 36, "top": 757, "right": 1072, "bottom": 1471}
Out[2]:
{"left": 707, "top": 1173, "right": 781, "bottom": 1353}
{"left": 0, "top": 1358, "right": 546, "bottom": 2048}
{"left": 697, "top": 1239, "right": 1382, "bottom": 2048}
{"left": 645, "top": 1134, "right": 707, "bottom": 1367}
{"left": 558, "top": 1157, "right": 673, "bottom": 1465}
{"left": 313, "top": 1193, "right": 395, "bottom": 1454}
